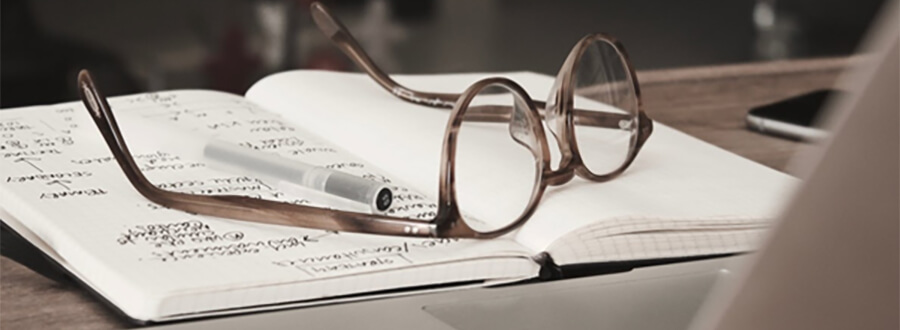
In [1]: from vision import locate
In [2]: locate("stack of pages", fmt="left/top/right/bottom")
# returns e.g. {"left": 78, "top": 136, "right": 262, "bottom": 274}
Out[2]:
{"left": 0, "top": 71, "right": 795, "bottom": 323}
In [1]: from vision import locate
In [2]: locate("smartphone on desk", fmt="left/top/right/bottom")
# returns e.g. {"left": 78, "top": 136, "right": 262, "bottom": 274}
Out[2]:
{"left": 746, "top": 89, "right": 840, "bottom": 141}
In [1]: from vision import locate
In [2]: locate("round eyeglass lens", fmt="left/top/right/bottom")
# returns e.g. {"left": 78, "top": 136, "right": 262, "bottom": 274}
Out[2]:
{"left": 453, "top": 83, "right": 542, "bottom": 233}
{"left": 570, "top": 38, "right": 639, "bottom": 176}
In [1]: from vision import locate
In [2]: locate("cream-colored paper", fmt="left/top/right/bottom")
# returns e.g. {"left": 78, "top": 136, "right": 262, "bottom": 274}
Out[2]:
{"left": 0, "top": 91, "right": 537, "bottom": 321}
{"left": 0, "top": 70, "right": 796, "bottom": 321}
{"left": 247, "top": 71, "right": 797, "bottom": 262}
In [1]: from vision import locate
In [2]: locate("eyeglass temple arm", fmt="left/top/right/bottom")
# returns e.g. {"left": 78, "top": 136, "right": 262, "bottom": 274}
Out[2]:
{"left": 311, "top": 2, "right": 459, "bottom": 108}
{"left": 466, "top": 105, "right": 635, "bottom": 130}
{"left": 310, "top": 2, "right": 633, "bottom": 131}
{"left": 76, "top": 70, "right": 437, "bottom": 237}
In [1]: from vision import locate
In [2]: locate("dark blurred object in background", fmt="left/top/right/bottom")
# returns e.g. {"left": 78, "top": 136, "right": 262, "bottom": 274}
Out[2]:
{"left": 753, "top": 0, "right": 885, "bottom": 60}
{"left": 0, "top": 0, "right": 887, "bottom": 109}
{"left": 204, "top": 24, "right": 261, "bottom": 94}
{"left": 1, "top": 0, "right": 139, "bottom": 108}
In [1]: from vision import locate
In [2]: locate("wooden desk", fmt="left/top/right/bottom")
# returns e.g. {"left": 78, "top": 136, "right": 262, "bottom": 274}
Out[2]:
{"left": 0, "top": 57, "right": 850, "bottom": 329}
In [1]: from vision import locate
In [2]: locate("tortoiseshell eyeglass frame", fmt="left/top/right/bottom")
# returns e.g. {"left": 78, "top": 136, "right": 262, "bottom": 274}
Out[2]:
{"left": 310, "top": 1, "right": 652, "bottom": 183}
{"left": 76, "top": 2, "right": 652, "bottom": 239}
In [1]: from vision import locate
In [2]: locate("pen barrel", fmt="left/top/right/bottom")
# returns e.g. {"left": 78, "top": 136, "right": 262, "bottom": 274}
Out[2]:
{"left": 203, "top": 140, "right": 391, "bottom": 211}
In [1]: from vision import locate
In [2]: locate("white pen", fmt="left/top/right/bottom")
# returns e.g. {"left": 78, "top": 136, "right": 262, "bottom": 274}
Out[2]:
{"left": 203, "top": 139, "right": 393, "bottom": 212}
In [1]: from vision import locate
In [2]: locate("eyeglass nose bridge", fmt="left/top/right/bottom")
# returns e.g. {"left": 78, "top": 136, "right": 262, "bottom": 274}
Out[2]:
{"left": 543, "top": 166, "right": 576, "bottom": 186}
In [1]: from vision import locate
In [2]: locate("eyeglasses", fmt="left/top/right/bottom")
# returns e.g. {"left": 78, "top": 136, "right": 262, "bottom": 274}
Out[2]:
{"left": 77, "top": 2, "right": 653, "bottom": 239}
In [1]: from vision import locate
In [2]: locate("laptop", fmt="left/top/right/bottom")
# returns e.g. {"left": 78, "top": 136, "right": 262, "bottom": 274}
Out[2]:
{"left": 151, "top": 3, "right": 898, "bottom": 329}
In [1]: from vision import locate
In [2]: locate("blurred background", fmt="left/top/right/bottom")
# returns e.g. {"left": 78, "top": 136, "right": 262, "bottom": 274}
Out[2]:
{"left": 1, "top": 0, "right": 886, "bottom": 108}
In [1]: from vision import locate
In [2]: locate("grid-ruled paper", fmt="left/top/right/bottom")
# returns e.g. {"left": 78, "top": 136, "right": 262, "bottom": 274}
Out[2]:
{"left": 545, "top": 217, "right": 769, "bottom": 265}
{"left": 247, "top": 71, "right": 797, "bottom": 265}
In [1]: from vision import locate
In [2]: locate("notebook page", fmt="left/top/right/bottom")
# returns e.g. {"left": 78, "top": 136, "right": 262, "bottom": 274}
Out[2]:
{"left": 247, "top": 71, "right": 796, "bottom": 257}
{"left": 0, "top": 91, "right": 536, "bottom": 321}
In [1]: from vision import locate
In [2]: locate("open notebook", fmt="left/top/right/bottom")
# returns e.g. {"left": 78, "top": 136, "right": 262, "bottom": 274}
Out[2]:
{"left": 0, "top": 71, "right": 795, "bottom": 323}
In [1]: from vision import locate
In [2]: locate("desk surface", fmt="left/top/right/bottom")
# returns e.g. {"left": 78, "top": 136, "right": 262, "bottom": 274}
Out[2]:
{"left": 0, "top": 57, "right": 849, "bottom": 329}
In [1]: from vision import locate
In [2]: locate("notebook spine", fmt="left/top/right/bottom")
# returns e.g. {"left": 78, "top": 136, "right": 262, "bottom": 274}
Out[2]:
{"left": 541, "top": 253, "right": 741, "bottom": 280}
{"left": 533, "top": 252, "right": 564, "bottom": 280}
